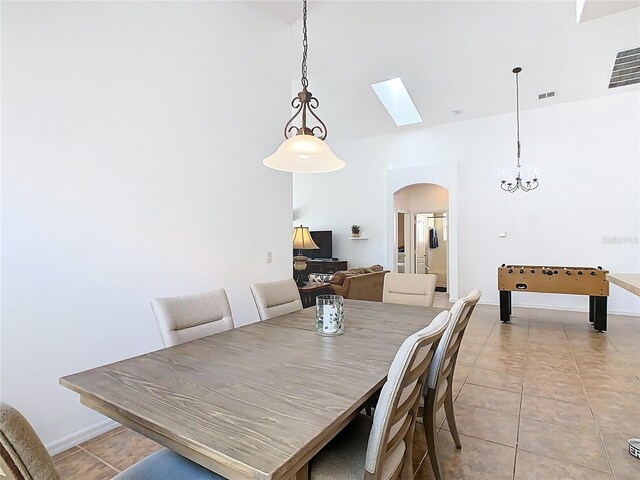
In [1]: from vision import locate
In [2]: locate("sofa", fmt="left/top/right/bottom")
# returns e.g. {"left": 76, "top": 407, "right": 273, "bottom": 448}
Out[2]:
{"left": 328, "top": 265, "right": 389, "bottom": 302}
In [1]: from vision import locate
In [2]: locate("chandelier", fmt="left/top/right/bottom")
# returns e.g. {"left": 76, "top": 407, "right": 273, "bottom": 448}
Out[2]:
{"left": 501, "top": 67, "right": 539, "bottom": 193}
{"left": 263, "top": 0, "right": 345, "bottom": 174}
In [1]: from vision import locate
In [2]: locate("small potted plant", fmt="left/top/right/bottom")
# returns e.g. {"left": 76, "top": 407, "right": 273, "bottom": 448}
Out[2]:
{"left": 351, "top": 224, "right": 361, "bottom": 238}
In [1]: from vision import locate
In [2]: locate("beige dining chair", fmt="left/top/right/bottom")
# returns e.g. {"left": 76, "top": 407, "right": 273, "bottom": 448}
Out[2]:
{"left": 150, "top": 288, "right": 234, "bottom": 347}
{"left": 309, "top": 310, "right": 451, "bottom": 480}
{"left": 382, "top": 273, "right": 438, "bottom": 307}
{"left": 0, "top": 403, "right": 224, "bottom": 480}
{"left": 250, "top": 278, "right": 303, "bottom": 321}
{"left": 422, "top": 289, "right": 482, "bottom": 480}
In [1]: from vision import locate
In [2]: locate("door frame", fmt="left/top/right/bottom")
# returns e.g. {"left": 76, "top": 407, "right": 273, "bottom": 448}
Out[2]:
{"left": 394, "top": 209, "right": 412, "bottom": 274}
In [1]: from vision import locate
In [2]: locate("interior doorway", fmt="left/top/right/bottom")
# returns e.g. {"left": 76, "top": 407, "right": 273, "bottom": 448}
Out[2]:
{"left": 392, "top": 183, "right": 450, "bottom": 292}
{"left": 414, "top": 212, "right": 448, "bottom": 290}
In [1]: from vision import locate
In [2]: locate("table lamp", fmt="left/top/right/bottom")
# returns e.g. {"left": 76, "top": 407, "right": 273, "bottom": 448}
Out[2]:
{"left": 292, "top": 225, "right": 319, "bottom": 286}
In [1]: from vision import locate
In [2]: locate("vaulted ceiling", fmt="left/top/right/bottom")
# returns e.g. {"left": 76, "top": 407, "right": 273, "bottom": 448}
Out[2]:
{"left": 247, "top": 1, "right": 639, "bottom": 143}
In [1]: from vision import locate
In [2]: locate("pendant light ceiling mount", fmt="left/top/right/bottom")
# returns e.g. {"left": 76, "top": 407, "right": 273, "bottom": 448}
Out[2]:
{"left": 500, "top": 66, "right": 539, "bottom": 193}
{"left": 263, "top": 0, "right": 345, "bottom": 174}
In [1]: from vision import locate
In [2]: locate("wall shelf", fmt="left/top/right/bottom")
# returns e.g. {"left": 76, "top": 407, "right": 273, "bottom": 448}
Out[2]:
{"left": 348, "top": 237, "right": 369, "bottom": 240}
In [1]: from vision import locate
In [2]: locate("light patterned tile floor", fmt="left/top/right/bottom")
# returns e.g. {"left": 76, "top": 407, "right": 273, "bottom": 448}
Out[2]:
{"left": 414, "top": 293, "right": 640, "bottom": 480}
{"left": 53, "top": 294, "right": 640, "bottom": 479}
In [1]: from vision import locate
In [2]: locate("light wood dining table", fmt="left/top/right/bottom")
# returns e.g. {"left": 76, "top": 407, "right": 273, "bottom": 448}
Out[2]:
{"left": 60, "top": 299, "right": 445, "bottom": 480}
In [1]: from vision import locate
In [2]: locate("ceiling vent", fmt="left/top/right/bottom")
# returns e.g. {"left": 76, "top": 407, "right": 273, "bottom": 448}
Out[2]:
{"left": 538, "top": 91, "right": 557, "bottom": 100}
{"left": 609, "top": 47, "right": 640, "bottom": 89}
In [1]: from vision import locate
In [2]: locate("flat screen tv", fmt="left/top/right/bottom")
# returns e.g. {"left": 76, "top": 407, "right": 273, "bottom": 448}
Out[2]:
{"left": 295, "top": 230, "right": 332, "bottom": 259}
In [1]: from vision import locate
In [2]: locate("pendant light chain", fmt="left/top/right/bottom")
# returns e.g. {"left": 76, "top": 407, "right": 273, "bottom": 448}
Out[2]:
{"left": 500, "top": 66, "right": 539, "bottom": 193}
{"left": 262, "top": 0, "right": 345, "bottom": 173}
{"left": 301, "top": 0, "right": 309, "bottom": 88}
{"left": 281, "top": 0, "right": 328, "bottom": 140}
{"left": 515, "top": 69, "right": 521, "bottom": 169}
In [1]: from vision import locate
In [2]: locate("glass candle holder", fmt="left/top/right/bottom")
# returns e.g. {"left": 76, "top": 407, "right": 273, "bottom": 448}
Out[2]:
{"left": 316, "top": 294, "right": 344, "bottom": 336}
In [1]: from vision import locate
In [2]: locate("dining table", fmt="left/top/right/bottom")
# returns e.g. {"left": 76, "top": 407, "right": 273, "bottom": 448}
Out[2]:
{"left": 60, "top": 299, "right": 445, "bottom": 480}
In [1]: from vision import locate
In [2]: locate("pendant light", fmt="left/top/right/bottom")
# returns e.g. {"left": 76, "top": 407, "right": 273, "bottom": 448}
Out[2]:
{"left": 263, "top": 0, "right": 345, "bottom": 173}
{"left": 500, "top": 67, "right": 539, "bottom": 193}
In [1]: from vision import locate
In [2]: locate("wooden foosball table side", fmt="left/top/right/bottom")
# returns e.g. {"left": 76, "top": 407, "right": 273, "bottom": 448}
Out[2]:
{"left": 497, "top": 265, "right": 609, "bottom": 332}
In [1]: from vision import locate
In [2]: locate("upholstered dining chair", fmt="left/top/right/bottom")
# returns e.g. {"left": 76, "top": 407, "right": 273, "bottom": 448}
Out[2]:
{"left": 0, "top": 403, "right": 224, "bottom": 480}
{"left": 250, "top": 278, "right": 303, "bottom": 321}
{"left": 422, "top": 289, "right": 482, "bottom": 480}
{"left": 150, "top": 288, "right": 234, "bottom": 347}
{"left": 382, "top": 273, "right": 438, "bottom": 307}
{"left": 309, "top": 310, "right": 451, "bottom": 480}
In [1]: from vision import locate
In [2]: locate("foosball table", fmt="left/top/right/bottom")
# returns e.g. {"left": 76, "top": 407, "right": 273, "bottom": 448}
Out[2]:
{"left": 498, "top": 265, "right": 609, "bottom": 331}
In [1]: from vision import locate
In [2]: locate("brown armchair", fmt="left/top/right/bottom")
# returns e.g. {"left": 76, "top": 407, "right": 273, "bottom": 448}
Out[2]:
{"left": 330, "top": 267, "right": 389, "bottom": 302}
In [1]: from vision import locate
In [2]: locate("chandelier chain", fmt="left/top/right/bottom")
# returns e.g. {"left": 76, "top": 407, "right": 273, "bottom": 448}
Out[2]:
{"left": 500, "top": 66, "right": 539, "bottom": 193}
{"left": 301, "top": 0, "right": 308, "bottom": 88}
{"left": 515, "top": 69, "right": 521, "bottom": 169}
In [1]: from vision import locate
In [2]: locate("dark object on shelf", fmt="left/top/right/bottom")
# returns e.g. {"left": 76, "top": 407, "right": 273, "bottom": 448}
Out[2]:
{"left": 498, "top": 265, "right": 609, "bottom": 332}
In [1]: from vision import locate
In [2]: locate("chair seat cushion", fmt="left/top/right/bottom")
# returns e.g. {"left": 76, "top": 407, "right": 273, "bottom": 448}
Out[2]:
{"left": 113, "top": 449, "right": 225, "bottom": 480}
{"left": 309, "top": 414, "right": 405, "bottom": 480}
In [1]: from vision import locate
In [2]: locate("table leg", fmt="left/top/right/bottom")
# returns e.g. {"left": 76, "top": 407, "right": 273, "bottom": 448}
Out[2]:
{"left": 499, "top": 291, "right": 511, "bottom": 323}
{"left": 589, "top": 296, "right": 596, "bottom": 324}
{"left": 593, "top": 296, "right": 608, "bottom": 332}
{"left": 291, "top": 463, "right": 308, "bottom": 480}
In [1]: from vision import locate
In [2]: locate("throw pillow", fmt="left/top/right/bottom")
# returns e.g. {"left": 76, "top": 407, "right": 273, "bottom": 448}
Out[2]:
{"left": 364, "top": 264, "right": 384, "bottom": 273}
{"left": 308, "top": 273, "right": 334, "bottom": 283}
{"left": 332, "top": 268, "right": 366, "bottom": 285}
{"left": 331, "top": 271, "right": 347, "bottom": 285}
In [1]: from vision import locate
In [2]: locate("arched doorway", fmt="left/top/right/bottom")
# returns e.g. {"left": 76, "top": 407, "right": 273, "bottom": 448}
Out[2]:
{"left": 386, "top": 164, "right": 458, "bottom": 300}
{"left": 393, "top": 183, "right": 449, "bottom": 292}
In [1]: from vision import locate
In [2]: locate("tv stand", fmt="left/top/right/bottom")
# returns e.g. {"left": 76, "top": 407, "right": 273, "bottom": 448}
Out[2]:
{"left": 307, "top": 259, "right": 347, "bottom": 275}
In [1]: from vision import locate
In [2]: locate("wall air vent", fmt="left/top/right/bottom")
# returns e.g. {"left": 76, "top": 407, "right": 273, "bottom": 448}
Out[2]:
{"left": 609, "top": 47, "right": 640, "bottom": 89}
{"left": 538, "top": 91, "right": 557, "bottom": 100}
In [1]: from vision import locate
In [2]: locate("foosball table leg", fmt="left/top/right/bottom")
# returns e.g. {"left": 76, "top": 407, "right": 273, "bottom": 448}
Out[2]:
{"left": 592, "top": 296, "right": 608, "bottom": 332}
{"left": 499, "top": 290, "right": 511, "bottom": 323}
{"left": 589, "top": 296, "right": 596, "bottom": 324}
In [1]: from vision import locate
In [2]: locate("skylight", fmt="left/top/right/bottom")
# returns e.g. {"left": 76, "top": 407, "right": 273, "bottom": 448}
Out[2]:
{"left": 371, "top": 77, "right": 423, "bottom": 126}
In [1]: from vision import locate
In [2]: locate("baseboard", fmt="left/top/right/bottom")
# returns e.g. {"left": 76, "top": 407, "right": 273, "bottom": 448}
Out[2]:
{"left": 478, "top": 299, "right": 640, "bottom": 317}
{"left": 45, "top": 418, "right": 118, "bottom": 456}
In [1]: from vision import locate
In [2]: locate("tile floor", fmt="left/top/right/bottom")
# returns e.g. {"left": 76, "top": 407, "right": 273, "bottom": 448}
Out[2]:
{"left": 53, "top": 296, "right": 640, "bottom": 480}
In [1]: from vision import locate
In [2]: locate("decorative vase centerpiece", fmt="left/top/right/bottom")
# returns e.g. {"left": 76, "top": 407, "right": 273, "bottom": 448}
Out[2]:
{"left": 351, "top": 224, "right": 360, "bottom": 238}
{"left": 316, "top": 295, "right": 344, "bottom": 336}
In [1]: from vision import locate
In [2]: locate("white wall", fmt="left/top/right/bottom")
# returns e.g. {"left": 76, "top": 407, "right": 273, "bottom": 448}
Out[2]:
{"left": 393, "top": 183, "right": 449, "bottom": 212}
{"left": 294, "top": 91, "right": 640, "bottom": 314}
{"left": 1, "top": 2, "right": 293, "bottom": 450}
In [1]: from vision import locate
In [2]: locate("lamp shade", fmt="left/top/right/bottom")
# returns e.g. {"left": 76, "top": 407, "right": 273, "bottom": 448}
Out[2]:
{"left": 292, "top": 226, "right": 319, "bottom": 250}
{"left": 263, "top": 135, "right": 345, "bottom": 174}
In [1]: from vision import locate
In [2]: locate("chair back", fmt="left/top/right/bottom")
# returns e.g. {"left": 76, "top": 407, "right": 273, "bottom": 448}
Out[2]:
{"left": 426, "top": 290, "right": 482, "bottom": 402}
{"left": 382, "top": 273, "right": 438, "bottom": 307}
{"left": 364, "top": 310, "right": 450, "bottom": 479}
{"left": 151, "top": 288, "right": 234, "bottom": 347}
{"left": 250, "top": 279, "right": 303, "bottom": 321}
{"left": 0, "top": 403, "right": 60, "bottom": 480}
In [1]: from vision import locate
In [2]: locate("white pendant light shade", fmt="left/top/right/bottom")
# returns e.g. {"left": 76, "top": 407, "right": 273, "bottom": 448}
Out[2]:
{"left": 263, "top": 134, "right": 345, "bottom": 173}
